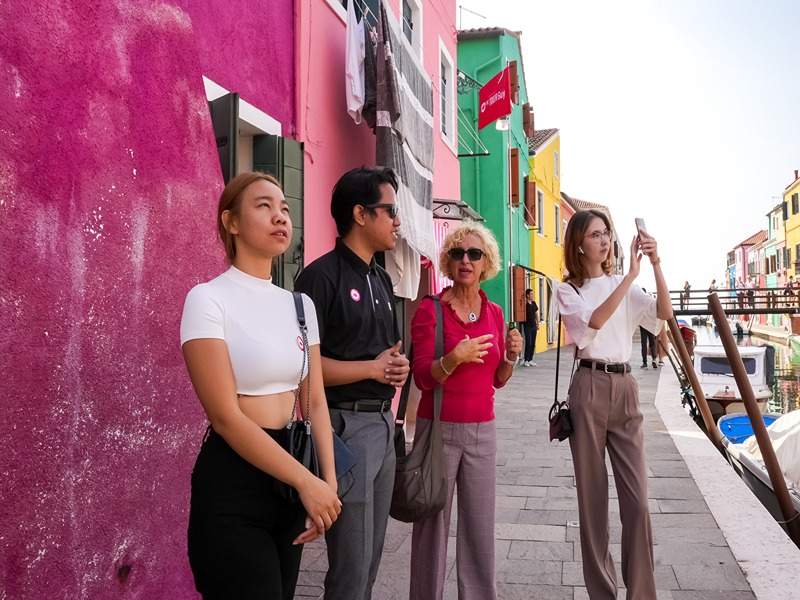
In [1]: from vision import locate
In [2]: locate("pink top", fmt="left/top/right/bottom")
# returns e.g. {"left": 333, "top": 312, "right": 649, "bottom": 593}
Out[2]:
{"left": 411, "top": 290, "right": 507, "bottom": 423}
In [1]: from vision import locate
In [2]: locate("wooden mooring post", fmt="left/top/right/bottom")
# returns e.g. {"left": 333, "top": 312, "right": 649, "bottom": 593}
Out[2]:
{"left": 666, "top": 317, "right": 724, "bottom": 451}
{"left": 708, "top": 293, "right": 800, "bottom": 545}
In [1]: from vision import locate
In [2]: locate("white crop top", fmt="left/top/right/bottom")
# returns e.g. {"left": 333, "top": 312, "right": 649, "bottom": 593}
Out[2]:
{"left": 180, "top": 266, "right": 320, "bottom": 396}
{"left": 556, "top": 274, "right": 662, "bottom": 363}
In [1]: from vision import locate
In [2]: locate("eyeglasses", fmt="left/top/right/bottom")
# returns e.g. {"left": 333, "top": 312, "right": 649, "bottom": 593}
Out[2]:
{"left": 448, "top": 247, "right": 485, "bottom": 261}
{"left": 585, "top": 229, "right": 612, "bottom": 241}
{"left": 366, "top": 203, "right": 400, "bottom": 219}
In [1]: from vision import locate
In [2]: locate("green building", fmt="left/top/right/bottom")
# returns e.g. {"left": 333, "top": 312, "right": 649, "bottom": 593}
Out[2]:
{"left": 457, "top": 28, "right": 534, "bottom": 321}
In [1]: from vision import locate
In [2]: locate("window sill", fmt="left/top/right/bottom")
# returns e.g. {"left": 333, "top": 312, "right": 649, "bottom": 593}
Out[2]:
{"left": 325, "top": 0, "right": 347, "bottom": 23}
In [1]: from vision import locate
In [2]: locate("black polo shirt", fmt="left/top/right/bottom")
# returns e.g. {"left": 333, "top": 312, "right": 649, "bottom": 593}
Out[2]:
{"left": 295, "top": 238, "right": 399, "bottom": 405}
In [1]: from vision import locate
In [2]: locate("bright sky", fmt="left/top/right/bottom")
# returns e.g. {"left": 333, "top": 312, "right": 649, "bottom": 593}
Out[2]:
{"left": 458, "top": 0, "right": 800, "bottom": 292}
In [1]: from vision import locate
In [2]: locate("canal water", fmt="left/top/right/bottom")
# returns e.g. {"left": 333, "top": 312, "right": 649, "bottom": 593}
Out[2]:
{"left": 693, "top": 323, "right": 799, "bottom": 414}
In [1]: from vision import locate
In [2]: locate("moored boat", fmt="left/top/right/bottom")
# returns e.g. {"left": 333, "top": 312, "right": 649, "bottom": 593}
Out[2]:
{"left": 693, "top": 345, "right": 773, "bottom": 418}
{"left": 718, "top": 412, "right": 800, "bottom": 541}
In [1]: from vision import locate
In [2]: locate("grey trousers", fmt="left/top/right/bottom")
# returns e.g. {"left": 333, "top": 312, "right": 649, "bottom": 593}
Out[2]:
{"left": 568, "top": 367, "right": 656, "bottom": 600}
{"left": 409, "top": 418, "right": 497, "bottom": 600}
{"left": 325, "top": 408, "right": 395, "bottom": 600}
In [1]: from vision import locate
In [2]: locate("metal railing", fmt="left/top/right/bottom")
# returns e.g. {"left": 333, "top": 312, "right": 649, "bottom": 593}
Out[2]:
{"left": 671, "top": 287, "right": 800, "bottom": 316}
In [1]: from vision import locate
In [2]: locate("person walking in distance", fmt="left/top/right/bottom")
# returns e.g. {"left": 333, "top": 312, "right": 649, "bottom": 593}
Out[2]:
{"left": 556, "top": 209, "right": 672, "bottom": 600}
{"left": 522, "top": 288, "right": 539, "bottom": 366}
{"left": 295, "top": 167, "right": 410, "bottom": 600}
{"left": 639, "top": 289, "right": 657, "bottom": 369}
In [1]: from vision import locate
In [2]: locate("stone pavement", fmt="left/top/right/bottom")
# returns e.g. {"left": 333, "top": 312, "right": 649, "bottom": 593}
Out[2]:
{"left": 295, "top": 344, "right": 755, "bottom": 599}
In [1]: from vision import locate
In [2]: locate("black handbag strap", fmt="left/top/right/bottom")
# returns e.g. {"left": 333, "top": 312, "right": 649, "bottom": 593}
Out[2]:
{"left": 553, "top": 283, "right": 580, "bottom": 409}
{"left": 291, "top": 292, "right": 312, "bottom": 425}
{"left": 396, "top": 295, "right": 443, "bottom": 426}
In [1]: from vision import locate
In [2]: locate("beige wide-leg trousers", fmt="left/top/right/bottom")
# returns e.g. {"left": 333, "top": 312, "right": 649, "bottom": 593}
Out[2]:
{"left": 568, "top": 366, "right": 656, "bottom": 600}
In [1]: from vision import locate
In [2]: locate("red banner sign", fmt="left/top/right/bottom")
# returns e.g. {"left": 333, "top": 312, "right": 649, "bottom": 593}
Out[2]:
{"left": 478, "top": 67, "right": 512, "bottom": 129}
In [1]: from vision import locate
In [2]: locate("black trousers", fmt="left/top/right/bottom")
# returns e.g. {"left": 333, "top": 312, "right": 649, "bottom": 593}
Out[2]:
{"left": 188, "top": 428, "right": 306, "bottom": 600}
{"left": 640, "top": 327, "right": 656, "bottom": 363}
{"left": 522, "top": 323, "right": 538, "bottom": 362}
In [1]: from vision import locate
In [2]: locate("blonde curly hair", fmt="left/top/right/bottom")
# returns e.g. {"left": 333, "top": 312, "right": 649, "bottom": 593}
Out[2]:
{"left": 438, "top": 220, "right": 501, "bottom": 282}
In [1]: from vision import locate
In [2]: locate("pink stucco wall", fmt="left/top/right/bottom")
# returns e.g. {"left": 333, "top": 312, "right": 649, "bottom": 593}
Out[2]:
{"left": 0, "top": 1, "right": 293, "bottom": 597}
{"left": 185, "top": 0, "right": 296, "bottom": 135}
{"left": 297, "top": 0, "right": 460, "bottom": 263}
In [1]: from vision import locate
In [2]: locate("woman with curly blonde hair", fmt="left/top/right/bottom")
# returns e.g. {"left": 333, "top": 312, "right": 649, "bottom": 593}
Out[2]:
{"left": 408, "top": 221, "right": 522, "bottom": 600}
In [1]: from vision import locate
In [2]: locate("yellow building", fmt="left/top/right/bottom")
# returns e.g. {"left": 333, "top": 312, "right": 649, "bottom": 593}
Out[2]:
{"left": 527, "top": 128, "right": 563, "bottom": 353}
{"left": 784, "top": 170, "right": 800, "bottom": 280}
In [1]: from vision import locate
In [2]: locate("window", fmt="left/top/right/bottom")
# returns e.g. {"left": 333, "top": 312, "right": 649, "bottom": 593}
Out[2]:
{"left": 554, "top": 151, "right": 560, "bottom": 178}
{"left": 537, "top": 276, "right": 546, "bottom": 326}
{"left": 554, "top": 205, "right": 561, "bottom": 244}
{"left": 701, "top": 356, "right": 756, "bottom": 375}
{"left": 795, "top": 244, "right": 800, "bottom": 267}
{"left": 793, "top": 193, "right": 799, "bottom": 215}
{"left": 537, "top": 190, "right": 545, "bottom": 234}
{"left": 401, "top": 0, "right": 423, "bottom": 56}
{"left": 439, "top": 40, "right": 456, "bottom": 151}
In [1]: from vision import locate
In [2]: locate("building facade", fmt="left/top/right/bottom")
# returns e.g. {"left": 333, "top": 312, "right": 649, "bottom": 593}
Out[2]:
{"left": 457, "top": 27, "right": 534, "bottom": 320}
{"left": 784, "top": 170, "right": 800, "bottom": 281}
{"left": 527, "top": 128, "right": 563, "bottom": 351}
{"left": 0, "top": 1, "right": 462, "bottom": 596}
{"left": 765, "top": 203, "right": 786, "bottom": 326}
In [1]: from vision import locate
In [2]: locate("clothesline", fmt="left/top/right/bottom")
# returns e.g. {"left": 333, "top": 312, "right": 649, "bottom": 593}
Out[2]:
{"left": 352, "top": 0, "right": 378, "bottom": 29}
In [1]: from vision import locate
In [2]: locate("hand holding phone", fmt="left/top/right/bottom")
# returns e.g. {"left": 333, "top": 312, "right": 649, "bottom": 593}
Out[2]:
{"left": 634, "top": 218, "right": 647, "bottom": 237}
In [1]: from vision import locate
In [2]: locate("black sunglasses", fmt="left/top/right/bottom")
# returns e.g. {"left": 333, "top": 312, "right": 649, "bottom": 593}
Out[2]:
{"left": 366, "top": 203, "right": 399, "bottom": 219}
{"left": 448, "top": 247, "right": 485, "bottom": 261}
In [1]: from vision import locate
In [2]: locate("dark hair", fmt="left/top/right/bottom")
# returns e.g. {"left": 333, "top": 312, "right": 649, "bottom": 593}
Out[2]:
{"left": 525, "top": 288, "right": 533, "bottom": 295}
{"left": 331, "top": 166, "right": 399, "bottom": 237}
{"left": 218, "top": 171, "right": 282, "bottom": 262}
{"left": 563, "top": 209, "right": 614, "bottom": 287}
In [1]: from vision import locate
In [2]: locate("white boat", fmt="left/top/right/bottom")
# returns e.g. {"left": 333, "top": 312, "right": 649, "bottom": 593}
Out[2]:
{"left": 718, "top": 412, "right": 800, "bottom": 541}
{"left": 693, "top": 344, "right": 773, "bottom": 417}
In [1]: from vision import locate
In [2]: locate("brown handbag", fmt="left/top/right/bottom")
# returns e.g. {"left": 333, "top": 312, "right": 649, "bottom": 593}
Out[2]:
{"left": 390, "top": 296, "right": 448, "bottom": 523}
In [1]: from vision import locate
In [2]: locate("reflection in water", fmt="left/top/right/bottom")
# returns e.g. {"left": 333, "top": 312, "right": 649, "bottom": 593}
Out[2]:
{"left": 693, "top": 324, "right": 798, "bottom": 414}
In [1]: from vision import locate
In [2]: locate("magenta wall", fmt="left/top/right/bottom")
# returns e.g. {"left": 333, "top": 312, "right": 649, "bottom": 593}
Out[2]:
{"left": 185, "top": 0, "right": 296, "bottom": 135}
{"left": 0, "top": 1, "right": 293, "bottom": 597}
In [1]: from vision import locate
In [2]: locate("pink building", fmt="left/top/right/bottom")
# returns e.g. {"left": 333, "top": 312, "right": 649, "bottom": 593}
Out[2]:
{"left": 2, "top": 1, "right": 460, "bottom": 597}
{"left": 298, "top": 0, "right": 461, "bottom": 275}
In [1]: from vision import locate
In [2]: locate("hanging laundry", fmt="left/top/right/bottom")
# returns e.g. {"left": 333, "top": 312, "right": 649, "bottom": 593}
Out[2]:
{"left": 375, "top": 0, "right": 436, "bottom": 300}
{"left": 345, "top": 0, "right": 366, "bottom": 124}
{"left": 362, "top": 16, "right": 378, "bottom": 129}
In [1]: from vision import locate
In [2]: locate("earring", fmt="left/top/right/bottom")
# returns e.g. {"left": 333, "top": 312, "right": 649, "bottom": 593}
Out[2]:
{"left": 578, "top": 247, "right": 585, "bottom": 255}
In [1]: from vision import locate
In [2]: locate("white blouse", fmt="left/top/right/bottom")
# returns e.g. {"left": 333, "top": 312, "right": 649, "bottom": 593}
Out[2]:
{"left": 180, "top": 266, "right": 320, "bottom": 396}
{"left": 556, "top": 274, "right": 662, "bottom": 363}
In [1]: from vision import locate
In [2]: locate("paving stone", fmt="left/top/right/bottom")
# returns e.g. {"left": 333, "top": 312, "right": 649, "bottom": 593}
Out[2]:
{"left": 296, "top": 343, "right": 754, "bottom": 599}
{"left": 672, "top": 563, "right": 751, "bottom": 590}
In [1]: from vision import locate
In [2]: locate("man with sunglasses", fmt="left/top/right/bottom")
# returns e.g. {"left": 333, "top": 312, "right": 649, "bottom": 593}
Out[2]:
{"left": 295, "top": 166, "right": 409, "bottom": 600}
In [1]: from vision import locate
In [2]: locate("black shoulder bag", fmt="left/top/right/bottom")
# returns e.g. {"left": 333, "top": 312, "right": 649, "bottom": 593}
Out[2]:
{"left": 274, "top": 293, "right": 356, "bottom": 502}
{"left": 549, "top": 282, "right": 580, "bottom": 442}
{"left": 390, "top": 295, "right": 448, "bottom": 522}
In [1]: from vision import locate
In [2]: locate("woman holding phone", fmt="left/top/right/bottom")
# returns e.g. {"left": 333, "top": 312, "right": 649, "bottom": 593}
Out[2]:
{"left": 556, "top": 210, "right": 672, "bottom": 600}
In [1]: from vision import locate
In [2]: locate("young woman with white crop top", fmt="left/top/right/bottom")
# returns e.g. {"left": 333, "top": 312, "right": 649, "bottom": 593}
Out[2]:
{"left": 180, "top": 172, "right": 341, "bottom": 599}
{"left": 556, "top": 209, "right": 672, "bottom": 600}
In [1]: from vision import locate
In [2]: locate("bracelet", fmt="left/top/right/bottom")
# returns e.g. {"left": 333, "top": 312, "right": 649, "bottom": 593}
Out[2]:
{"left": 504, "top": 351, "right": 517, "bottom": 365}
{"left": 439, "top": 356, "right": 454, "bottom": 376}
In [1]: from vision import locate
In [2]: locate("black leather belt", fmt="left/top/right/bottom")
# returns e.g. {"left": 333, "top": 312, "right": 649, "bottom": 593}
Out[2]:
{"left": 579, "top": 359, "right": 631, "bottom": 374}
{"left": 330, "top": 399, "right": 393, "bottom": 413}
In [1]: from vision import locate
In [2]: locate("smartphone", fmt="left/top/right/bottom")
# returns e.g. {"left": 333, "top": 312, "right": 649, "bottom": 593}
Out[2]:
{"left": 634, "top": 217, "right": 647, "bottom": 235}
{"left": 508, "top": 321, "right": 517, "bottom": 330}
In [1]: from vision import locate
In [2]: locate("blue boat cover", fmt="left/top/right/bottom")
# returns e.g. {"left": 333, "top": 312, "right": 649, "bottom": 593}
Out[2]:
{"left": 718, "top": 414, "right": 780, "bottom": 444}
